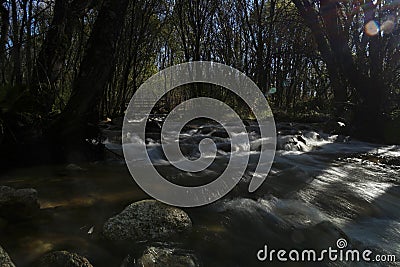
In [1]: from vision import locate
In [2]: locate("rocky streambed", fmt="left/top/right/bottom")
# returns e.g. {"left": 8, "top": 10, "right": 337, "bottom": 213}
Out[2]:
{"left": 0, "top": 120, "right": 399, "bottom": 266}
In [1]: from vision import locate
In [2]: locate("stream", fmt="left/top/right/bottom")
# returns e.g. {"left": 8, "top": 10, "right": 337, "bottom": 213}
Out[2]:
{"left": 0, "top": 121, "right": 399, "bottom": 266}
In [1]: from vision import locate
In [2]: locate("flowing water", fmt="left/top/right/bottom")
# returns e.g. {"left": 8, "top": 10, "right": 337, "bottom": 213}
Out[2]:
{"left": 0, "top": 122, "right": 399, "bottom": 266}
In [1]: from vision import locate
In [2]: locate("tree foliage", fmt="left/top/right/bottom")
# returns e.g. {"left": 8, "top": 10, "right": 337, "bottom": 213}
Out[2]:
{"left": 0, "top": 0, "right": 398, "bottom": 146}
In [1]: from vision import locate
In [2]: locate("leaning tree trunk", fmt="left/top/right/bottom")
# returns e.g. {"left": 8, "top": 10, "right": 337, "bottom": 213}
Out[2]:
{"left": 31, "top": 0, "right": 96, "bottom": 113}
{"left": 46, "top": 0, "right": 129, "bottom": 157}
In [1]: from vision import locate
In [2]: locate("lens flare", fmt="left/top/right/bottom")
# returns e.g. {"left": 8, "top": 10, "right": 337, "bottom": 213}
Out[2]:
{"left": 365, "top": 20, "right": 379, "bottom": 36}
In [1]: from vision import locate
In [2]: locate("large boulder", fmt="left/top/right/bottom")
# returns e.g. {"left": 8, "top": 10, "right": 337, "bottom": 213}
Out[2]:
{"left": 0, "top": 186, "right": 40, "bottom": 220}
{"left": 33, "top": 251, "right": 93, "bottom": 267}
{"left": 103, "top": 200, "right": 192, "bottom": 242}
{"left": 0, "top": 245, "right": 16, "bottom": 267}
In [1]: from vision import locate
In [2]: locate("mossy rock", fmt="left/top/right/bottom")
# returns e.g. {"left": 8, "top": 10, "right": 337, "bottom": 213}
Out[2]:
{"left": 103, "top": 200, "right": 192, "bottom": 242}
{"left": 121, "top": 247, "right": 199, "bottom": 267}
{"left": 32, "top": 251, "right": 93, "bottom": 267}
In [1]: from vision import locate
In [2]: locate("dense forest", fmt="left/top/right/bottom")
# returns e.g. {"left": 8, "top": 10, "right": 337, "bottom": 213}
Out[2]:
{"left": 0, "top": 0, "right": 399, "bottom": 164}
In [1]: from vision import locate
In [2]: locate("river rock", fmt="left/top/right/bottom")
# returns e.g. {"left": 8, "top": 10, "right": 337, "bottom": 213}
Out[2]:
{"left": 103, "top": 200, "right": 192, "bottom": 242}
{"left": 138, "top": 247, "right": 198, "bottom": 267}
{"left": 121, "top": 247, "right": 199, "bottom": 267}
{"left": 0, "top": 186, "right": 40, "bottom": 220}
{"left": 277, "top": 136, "right": 308, "bottom": 151}
{"left": 33, "top": 251, "right": 93, "bottom": 267}
{"left": 0, "top": 245, "right": 16, "bottom": 267}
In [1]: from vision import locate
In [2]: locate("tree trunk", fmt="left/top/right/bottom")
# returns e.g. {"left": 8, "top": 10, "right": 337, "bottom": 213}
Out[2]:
{"left": 292, "top": 0, "right": 387, "bottom": 141}
{"left": 11, "top": 0, "right": 22, "bottom": 85}
{"left": 0, "top": 1, "right": 9, "bottom": 83}
{"left": 47, "top": 0, "right": 129, "bottom": 150}
{"left": 292, "top": 0, "right": 347, "bottom": 118}
{"left": 31, "top": 0, "right": 96, "bottom": 113}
